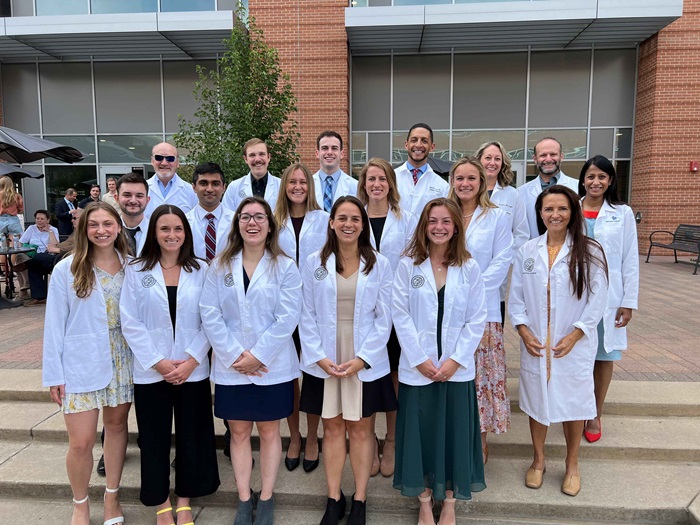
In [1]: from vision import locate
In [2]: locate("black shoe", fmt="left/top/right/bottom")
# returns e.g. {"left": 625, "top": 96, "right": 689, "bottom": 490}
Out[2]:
{"left": 319, "top": 491, "right": 346, "bottom": 525}
{"left": 253, "top": 494, "right": 274, "bottom": 525}
{"left": 233, "top": 494, "right": 254, "bottom": 525}
{"left": 284, "top": 454, "right": 300, "bottom": 471}
{"left": 224, "top": 441, "right": 231, "bottom": 458}
{"left": 303, "top": 456, "right": 319, "bottom": 473}
{"left": 0, "top": 298, "right": 21, "bottom": 310}
{"left": 347, "top": 495, "right": 366, "bottom": 525}
{"left": 96, "top": 454, "right": 106, "bottom": 476}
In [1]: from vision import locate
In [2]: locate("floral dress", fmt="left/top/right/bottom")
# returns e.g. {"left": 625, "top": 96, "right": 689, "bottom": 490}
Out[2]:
{"left": 63, "top": 267, "right": 133, "bottom": 414}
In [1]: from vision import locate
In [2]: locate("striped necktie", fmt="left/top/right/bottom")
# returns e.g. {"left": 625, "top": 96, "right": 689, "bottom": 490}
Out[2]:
{"left": 205, "top": 213, "right": 216, "bottom": 262}
{"left": 411, "top": 168, "right": 420, "bottom": 185}
{"left": 324, "top": 175, "right": 334, "bottom": 212}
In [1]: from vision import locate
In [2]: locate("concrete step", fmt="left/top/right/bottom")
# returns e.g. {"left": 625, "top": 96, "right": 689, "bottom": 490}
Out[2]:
{"left": 3, "top": 370, "right": 699, "bottom": 417}
{"left": 0, "top": 441, "right": 698, "bottom": 524}
{"left": 0, "top": 497, "right": 651, "bottom": 525}
{"left": 3, "top": 399, "right": 699, "bottom": 463}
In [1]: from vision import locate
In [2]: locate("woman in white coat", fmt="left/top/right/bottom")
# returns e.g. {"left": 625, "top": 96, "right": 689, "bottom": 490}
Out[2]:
{"left": 273, "top": 162, "right": 328, "bottom": 474}
{"left": 357, "top": 157, "right": 416, "bottom": 478}
{"left": 299, "top": 196, "right": 397, "bottom": 525}
{"left": 449, "top": 156, "right": 513, "bottom": 463}
{"left": 508, "top": 185, "right": 608, "bottom": 497}
{"left": 201, "top": 196, "right": 302, "bottom": 525}
{"left": 392, "top": 198, "right": 487, "bottom": 525}
{"left": 475, "top": 141, "right": 530, "bottom": 321}
{"left": 42, "top": 201, "right": 132, "bottom": 525}
{"left": 120, "top": 204, "right": 220, "bottom": 525}
{"left": 578, "top": 156, "right": 639, "bottom": 443}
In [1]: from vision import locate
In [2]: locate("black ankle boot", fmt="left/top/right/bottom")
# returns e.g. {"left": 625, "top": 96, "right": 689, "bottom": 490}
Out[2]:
{"left": 233, "top": 494, "right": 254, "bottom": 525}
{"left": 253, "top": 495, "right": 274, "bottom": 525}
{"left": 319, "top": 490, "right": 346, "bottom": 525}
{"left": 347, "top": 495, "right": 366, "bottom": 525}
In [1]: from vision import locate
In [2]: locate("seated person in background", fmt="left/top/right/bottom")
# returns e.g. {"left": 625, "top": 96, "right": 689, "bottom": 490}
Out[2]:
{"left": 78, "top": 185, "right": 101, "bottom": 209}
{"left": 20, "top": 209, "right": 60, "bottom": 306}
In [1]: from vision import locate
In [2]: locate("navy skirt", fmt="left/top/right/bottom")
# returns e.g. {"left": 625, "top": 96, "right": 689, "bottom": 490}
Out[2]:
{"left": 214, "top": 380, "right": 294, "bottom": 422}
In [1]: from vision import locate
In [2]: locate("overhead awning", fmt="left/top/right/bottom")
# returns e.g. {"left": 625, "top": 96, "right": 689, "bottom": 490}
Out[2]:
{"left": 0, "top": 10, "right": 235, "bottom": 61}
{"left": 346, "top": 0, "right": 683, "bottom": 54}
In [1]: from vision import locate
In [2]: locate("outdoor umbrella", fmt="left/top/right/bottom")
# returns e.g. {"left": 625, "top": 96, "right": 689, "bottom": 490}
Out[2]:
{"left": 0, "top": 126, "right": 84, "bottom": 164}
{"left": 0, "top": 164, "right": 44, "bottom": 180}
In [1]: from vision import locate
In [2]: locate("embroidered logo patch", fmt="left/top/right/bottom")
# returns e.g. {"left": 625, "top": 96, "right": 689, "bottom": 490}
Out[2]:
{"left": 314, "top": 267, "right": 328, "bottom": 281}
{"left": 141, "top": 275, "right": 156, "bottom": 288}
{"left": 411, "top": 275, "right": 425, "bottom": 288}
{"left": 238, "top": 188, "right": 246, "bottom": 198}
{"left": 524, "top": 258, "right": 535, "bottom": 273}
{"left": 224, "top": 273, "right": 234, "bottom": 287}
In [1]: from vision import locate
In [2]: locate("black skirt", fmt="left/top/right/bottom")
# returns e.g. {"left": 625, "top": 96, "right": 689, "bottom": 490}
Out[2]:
{"left": 214, "top": 380, "right": 294, "bottom": 422}
{"left": 300, "top": 371, "right": 398, "bottom": 418}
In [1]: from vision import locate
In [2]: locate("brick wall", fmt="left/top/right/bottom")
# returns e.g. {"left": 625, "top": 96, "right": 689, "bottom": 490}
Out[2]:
{"left": 249, "top": 0, "right": 350, "bottom": 173}
{"left": 632, "top": 0, "right": 700, "bottom": 254}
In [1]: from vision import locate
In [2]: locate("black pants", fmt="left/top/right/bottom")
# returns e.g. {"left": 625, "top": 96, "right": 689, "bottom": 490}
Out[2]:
{"left": 134, "top": 379, "right": 220, "bottom": 506}
{"left": 27, "top": 253, "right": 56, "bottom": 299}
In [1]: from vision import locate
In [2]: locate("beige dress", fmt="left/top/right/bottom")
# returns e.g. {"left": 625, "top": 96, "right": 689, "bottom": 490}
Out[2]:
{"left": 321, "top": 270, "right": 362, "bottom": 421}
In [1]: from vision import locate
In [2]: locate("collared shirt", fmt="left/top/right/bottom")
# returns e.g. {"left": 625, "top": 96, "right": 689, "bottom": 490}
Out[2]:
{"left": 156, "top": 176, "right": 174, "bottom": 197}
{"left": 539, "top": 172, "right": 561, "bottom": 191}
{"left": 191, "top": 204, "right": 224, "bottom": 260}
{"left": 64, "top": 197, "right": 75, "bottom": 211}
{"left": 406, "top": 162, "right": 428, "bottom": 181}
{"left": 323, "top": 169, "right": 342, "bottom": 197}
{"left": 251, "top": 173, "right": 269, "bottom": 198}
{"left": 123, "top": 217, "right": 146, "bottom": 255}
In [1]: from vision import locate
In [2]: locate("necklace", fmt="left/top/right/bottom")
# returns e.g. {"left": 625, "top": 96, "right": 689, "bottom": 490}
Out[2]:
{"left": 432, "top": 261, "right": 445, "bottom": 272}
{"left": 160, "top": 262, "right": 179, "bottom": 271}
{"left": 462, "top": 212, "right": 474, "bottom": 219}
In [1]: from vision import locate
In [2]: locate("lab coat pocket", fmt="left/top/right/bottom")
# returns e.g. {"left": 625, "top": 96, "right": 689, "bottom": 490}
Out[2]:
{"left": 63, "top": 334, "right": 105, "bottom": 387}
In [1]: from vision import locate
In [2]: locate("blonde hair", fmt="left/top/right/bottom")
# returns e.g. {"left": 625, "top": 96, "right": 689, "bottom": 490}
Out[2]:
{"left": 475, "top": 141, "right": 514, "bottom": 187}
{"left": 356, "top": 158, "right": 402, "bottom": 219}
{"left": 71, "top": 202, "right": 129, "bottom": 299}
{"left": 243, "top": 137, "right": 267, "bottom": 156}
{"left": 448, "top": 156, "right": 497, "bottom": 214}
{"left": 0, "top": 176, "right": 18, "bottom": 209}
{"left": 273, "top": 162, "right": 320, "bottom": 228}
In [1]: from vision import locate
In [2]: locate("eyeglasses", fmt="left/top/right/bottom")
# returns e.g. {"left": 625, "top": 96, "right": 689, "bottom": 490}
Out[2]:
{"left": 239, "top": 213, "right": 268, "bottom": 224}
{"left": 152, "top": 154, "right": 177, "bottom": 163}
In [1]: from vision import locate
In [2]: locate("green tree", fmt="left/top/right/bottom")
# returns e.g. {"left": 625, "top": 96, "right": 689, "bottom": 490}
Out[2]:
{"left": 174, "top": 5, "right": 299, "bottom": 182}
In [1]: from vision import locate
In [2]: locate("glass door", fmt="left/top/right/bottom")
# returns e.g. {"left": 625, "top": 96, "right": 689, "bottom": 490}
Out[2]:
{"left": 511, "top": 161, "right": 526, "bottom": 188}
{"left": 98, "top": 165, "right": 138, "bottom": 193}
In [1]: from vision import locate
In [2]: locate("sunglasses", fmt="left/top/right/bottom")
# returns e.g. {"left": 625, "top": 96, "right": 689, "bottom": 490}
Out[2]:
{"left": 153, "top": 154, "right": 177, "bottom": 163}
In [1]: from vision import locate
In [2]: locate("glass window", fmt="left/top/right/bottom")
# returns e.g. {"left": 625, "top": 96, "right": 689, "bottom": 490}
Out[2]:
{"left": 217, "top": 0, "right": 237, "bottom": 9}
{"left": 591, "top": 49, "right": 636, "bottom": 127}
{"left": 40, "top": 63, "right": 94, "bottom": 135}
{"left": 351, "top": 132, "right": 367, "bottom": 178}
{"left": 527, "top": 129, "right": 587, "bottom": 160}
{"left": 45, "top": 165, "right": 98, "bottom": 217}
{"left": 11, "top": 0, "right": 34, "bottom": 16}
{"left": 615, "top": 128, "right": 633, "bottom": 158}
{"left": 367, "top": 133, "right": 391, "bottom": 164}
{"left": 589, "top": 128, "right": 614, "bottom": 159}
{"left": 43, "top": 136, "right": 96, "bottom": 164}
{"left": 163, "top": 60, "right": 215, "bottom": 134}
{"left": 162, "top": 0, "right": 215, "bottom": 11}
{"left": 451, "top": 130, "right": 525, "bottom": 162}
{"left": 91, "top": 0, "right": 157, "bottom": 13}
{"left": 352, "top": 57, "right": 391, "bottom": 132}
{"left": 1, "top": 64, "right": 40, "bottom": 134}
{"left": 97, "top": 135, "right": 162, "bottom": 164}
{"left": 393, "top": 54, "right": 451, "bottom": 130}
{"left": 615, "top": 160, "right": 630, "bottom": 203}
{"left": 391, "top": 131, "right": 449, "bottom": 165}
{"left": 36, "top": 0, "right": 87, "bottom": 15}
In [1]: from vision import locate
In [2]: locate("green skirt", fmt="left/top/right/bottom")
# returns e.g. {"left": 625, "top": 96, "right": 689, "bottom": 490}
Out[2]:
{"left": 393, "top": 380, "right": 486, "bottom": 501}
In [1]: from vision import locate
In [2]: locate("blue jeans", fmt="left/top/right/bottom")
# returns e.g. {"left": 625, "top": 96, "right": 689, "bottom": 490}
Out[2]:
{"left": 0, "top": 214, "right": 22, "bottom": 234}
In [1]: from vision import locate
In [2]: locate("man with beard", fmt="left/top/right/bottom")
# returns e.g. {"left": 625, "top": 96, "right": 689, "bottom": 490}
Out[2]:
{"left": 395, "top": 123, "right": 449, "bottom": 215}
{"left": 311, "top": 130, "right": 357, "bottom": 212}
{"left": 517, "top": 137, "right": 579, "bottom": 239}
{"left": 222, "top": 138, "right": 281, "bottom": 212}
{"left": 145, "top": 142, "right": 197, "bottom": 218}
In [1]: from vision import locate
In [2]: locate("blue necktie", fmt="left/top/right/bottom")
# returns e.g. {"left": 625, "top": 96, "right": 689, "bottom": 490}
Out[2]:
{"left": 324, "top": 175, "right": 334, "bottom": 212}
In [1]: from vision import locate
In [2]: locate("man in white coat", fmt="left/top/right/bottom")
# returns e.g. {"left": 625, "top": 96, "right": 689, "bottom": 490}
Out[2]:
{"left": 185, "top": 162, "right": 234, "bottom": 262}
{"left": 145, "top": 142, "right": 198, "bottom": 218}
{"left": 517, "top": 137, "right": 579, "bottom": 239}
{"left": 312, "top": 131, "right": 358, "bottom": 212}
{"left": 221, "top": 138, "right": 281, "bottom": 213}
{"left": 394, "top": 123, "right": 450, "bottom": 216}
{"left": 117, "top": 172, "right": 150, "bottom": 257}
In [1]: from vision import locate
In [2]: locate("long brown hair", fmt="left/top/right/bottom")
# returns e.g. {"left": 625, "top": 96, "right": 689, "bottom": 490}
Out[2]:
{"left": 273, "top": 162, "right": 320, "bottom": 228}
{"left": 475, "top": 141, "right": 515, "bottom": 187}
{"left": 403, "top": 198, "right": 472, "bottom": 267}
{"left": 71, "top": 201, "right": 129, "bottom": 299}
{"left": 535, "top": 186, "right": 608, "bottom": 299}
{"left": 356, "top": 158, "right": 402, "bottom": 219}
{"left": 448, "top": 156, "right": 497, "bottom": 214}
{"left": 319, "top": 196, "right": 377, "bottom": 276}
{"left": 133, "top": 204, "right": 202, "bottom": 273}
{"left": 217, "top": 196, "right": 286, "bottom": 268}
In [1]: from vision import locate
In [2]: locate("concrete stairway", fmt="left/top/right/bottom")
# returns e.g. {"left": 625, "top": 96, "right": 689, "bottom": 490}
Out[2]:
{"left": 0, "top": 369, "right": 699, "bottom": 525}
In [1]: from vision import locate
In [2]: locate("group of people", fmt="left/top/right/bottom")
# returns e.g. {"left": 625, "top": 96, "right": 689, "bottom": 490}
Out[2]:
{"left": 38, "top": 125, "right": 639, "bottom": 525}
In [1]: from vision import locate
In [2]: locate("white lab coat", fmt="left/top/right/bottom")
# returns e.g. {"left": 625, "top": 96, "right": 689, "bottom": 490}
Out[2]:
{"left": 366, "top": 207, "right": 417, "bottom": 272}
{"left": 394, "top": 162, "right": 450, "bottom": 216}
{"left": 120, "top": 260, "right": 211, "bottom": 384}
{"left": 465, "top": 206, "right": 513, "bottom": 322}
{"left": 200, "top": 252, "right": 302, "bottom": 386}
{"left": 517, "top": 173, "right": 579, "bottom": 239}
{"left": 312, "top": 170, "right": 358, "bottom": 210}
{"left": 299, "top": 251, "right": 393, "bottom": 382}
{"left": 508, "top": 233, "right": 608, "bottom": 425}
{"left": 582, "top": 198, "right": 639, "bottom": 351}
{"left": 185, "top": 204, "right": 235, "bottom": 260}
{"left": 222, "top": 172, "right": 281, "bottom": 213}
{"left": 145, "top": 173, "right": 198, "bottom": 218}
{"left": 392, "top": 256, "right": 487, "bottom": 386}
{"left": 42, "top": 254, "right": 126, "bottom": 393}
{"left": 278, "top": 209, "right": 329, "bottom": 266}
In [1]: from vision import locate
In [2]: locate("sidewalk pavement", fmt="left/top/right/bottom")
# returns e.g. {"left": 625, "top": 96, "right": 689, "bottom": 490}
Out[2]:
{"left": 1, "top": 255, "right": 699, "bottom": 381}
